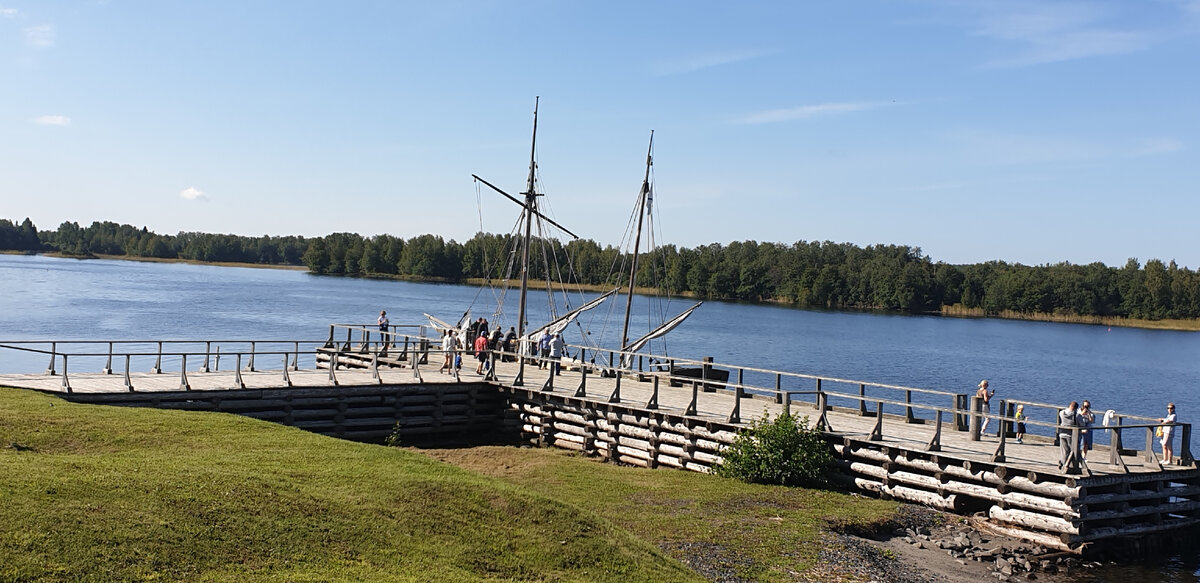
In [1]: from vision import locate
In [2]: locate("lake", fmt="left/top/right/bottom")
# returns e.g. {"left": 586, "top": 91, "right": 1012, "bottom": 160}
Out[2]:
{"left": 1, "top": 253, "right": 1197, "bottom": 581}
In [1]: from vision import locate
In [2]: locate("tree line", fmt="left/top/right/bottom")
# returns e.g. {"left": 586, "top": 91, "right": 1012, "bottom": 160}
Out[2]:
{"left": 4, "top": 217, "right": 1199, "bottom": 321}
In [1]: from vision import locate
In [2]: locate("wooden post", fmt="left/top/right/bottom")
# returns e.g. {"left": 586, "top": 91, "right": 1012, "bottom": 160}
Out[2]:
{"left": 543, "top": 359, "right": 556, "bottom": 392}
{"left": 102, "top": 341, "right": 114, "bottom": 374}
{"left": 323, "top": 325, "right": 336, "bottom": 349}
{"left": 969, "top": 396, "right": 981, "bottom": 441}
{"left": 686, "top": 370, "right": 698, "bottom": 416}
{"left": 644, "top": 375, "right": 659, "bottom": 409}
{"left": 1066, "top": 427, "right": 1082, "bottom": 475}
{"left": 1108, "top": 419, "right": 1127, "bottom": 472}
{"left": 1145, "top": 426, "right": 1159, "bottom": 465}
{"left": 926, "top": 410, "right": 943, "bottom": 452}
{"left": 371, "top": 353, "right": 381, "bottom": 382}
{"left": 328, "top": 350, "right": 339, "bottom": 386}
{"left": 234, "top": 354, "right": 246, "bottom": 389}
{"left": 775, "top": 373, "right": 782, "bottom": 404}
{"left": 201, "top": 341, "right": 212, "bottom": 373}
{"left": 282, "top": 354, "right": 292, "bottom": 387}
{"left": 45, "top": 342, "right": 56, "bottom": 375}
{"left": 247, "top": 341, "right": 257, "bottom": 371}
{"left": 179, "top": 354, "right": 191, "bottom": 391}
{"left": 60, "top": 355, "right": 70, "bottom": 393}
{"left": 123, "top": 354, "right": 134, "bottom": 392}
{"left": 609, "top": 369, "right": 622, "bottom": 404}
{"left": 905, "top": 390, "right": 916, "bottom": 423}
{"left": 868, "top": 401, "right": 882, "bottom": 440}
{"left": 1182, "top": 423, "right": 1195, "bottom": 467}
{"left": 859, "top": 383, "right": 868, "bottom": 416}
{"left": 575, "top": 362, "right": 589, "bottom": 398}
{"left": 992, "top": 417, "right": 1006, "bottom": 463}
{"left": 152, "top": 341, "right": 163, "bottom": 374}
{"left": 701, "top": 356, "right": 715, "bottom": 392}
{"left": 727, "top": 368, "right": 743, "bottom": 424}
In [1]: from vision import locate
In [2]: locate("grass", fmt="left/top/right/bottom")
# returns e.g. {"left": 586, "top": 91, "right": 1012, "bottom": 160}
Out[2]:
{"left": 0, "top": 387, "right": 902, "bottom": 582}
{"left": 939, "top": 304, "right": 1200, "bottom": 332}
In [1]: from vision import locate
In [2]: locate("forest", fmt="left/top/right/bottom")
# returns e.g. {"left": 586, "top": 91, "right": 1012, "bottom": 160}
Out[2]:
{"left": 4, "top": 217, "right": 1199, "bottom": 321}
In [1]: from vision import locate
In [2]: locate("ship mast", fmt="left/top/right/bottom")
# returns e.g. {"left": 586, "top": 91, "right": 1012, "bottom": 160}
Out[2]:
{"left": 620, "top": 131, "right": 653, "bottom": 353}
{"left": 471, "top": 97, "right": 578, "bottom": 384}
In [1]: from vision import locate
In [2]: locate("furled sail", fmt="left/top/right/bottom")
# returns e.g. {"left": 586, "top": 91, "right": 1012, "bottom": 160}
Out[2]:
{"left": 620, "top": 301, "right": 702, "bottom": 368}
{"left": 424, "top": 311, "right": 471, "bottom": 335}
{"left": 525, "top": 288, "right": 619, "bottom": 345}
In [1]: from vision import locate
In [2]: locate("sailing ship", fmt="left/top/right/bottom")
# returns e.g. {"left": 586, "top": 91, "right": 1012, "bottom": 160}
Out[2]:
{"left": 428, "top": 99, "right": 702, "bottom": 381}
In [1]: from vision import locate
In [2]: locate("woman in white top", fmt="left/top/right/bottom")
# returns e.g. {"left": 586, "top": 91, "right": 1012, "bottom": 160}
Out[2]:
{"left": 1160, "top": 402, "right": 1178, "bottom": 464}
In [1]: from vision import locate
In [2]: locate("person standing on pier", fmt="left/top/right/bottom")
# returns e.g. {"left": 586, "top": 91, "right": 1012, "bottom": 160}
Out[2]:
{"left": 1160, "top": 402, "right": 1177, "bottom": 464}
{"left": 549, "top": 332, "right": 564, "bottom": 375}
{"left": 1014, "top": 404, "right": 1027, "bottom": 444}
{"left": 503, "top": 327, "right": 517, "bottom": 362}
{"left": 439, "top": 329, "right": 456, "bottom": 374}
{"left": 1079, "top": 400, "right": 1095, "bottom": 460}
{"left": 977, "top": 380, "right": 996, "bottom": 436}
{"left": 473, "top": 331, "right": 490, "bottom": 375}
{"left": 538, "top": 330, "right": 553, "bottom": 369}
{"left": 1057, "top": 401, "right": 1081, "bottom": 469}
{"left": 377, "top": 310, "right": 390, "bottom": 349}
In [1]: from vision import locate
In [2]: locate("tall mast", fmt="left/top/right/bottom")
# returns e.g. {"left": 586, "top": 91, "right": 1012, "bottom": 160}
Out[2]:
{"left": 620, "top": 131, "right": 653, "bottom": 352}
{"left": 517, "top": 97, "right": 540, "bottom": 343}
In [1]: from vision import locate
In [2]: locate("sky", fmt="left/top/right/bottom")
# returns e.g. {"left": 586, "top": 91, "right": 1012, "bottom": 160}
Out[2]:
{"left": 2, "top": 1, "right": 1198, "bottom": 269}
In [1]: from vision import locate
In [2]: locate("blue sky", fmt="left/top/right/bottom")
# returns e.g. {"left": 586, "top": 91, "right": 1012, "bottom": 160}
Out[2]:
{"left": 2, "top": 1, "right": 1198, "bottom": 268}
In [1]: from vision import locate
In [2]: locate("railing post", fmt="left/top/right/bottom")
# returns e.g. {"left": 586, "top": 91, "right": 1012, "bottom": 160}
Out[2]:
{"left": 609, "top": 368, "right": 622, "bottom": 403}
{"left": 152, "top": 341, "right": 163, "bottom": 374}
{"left": 282, "top": 354, "right": 292, "bottom": 387}
{"left": 291, "top": 342, "right": 300, "bottom": 371}
{"left": 60, "top": 354, "right": 71, "bottom": 393}
{"left": 575, "top": 361, "right": 589, "bottom": 398}
{"left": 1181, "top": 423, "right": 1194, "bottom": 467}
{"left": 342, "top": 327, "right": 352, "bottom": 351}
{"left": 234, "top": 354, "right": 246, "bottom": 389}
{"left": 102, "top": 342, "right": 114, "bottom": 374}
{"left": 45, "top": 342, "right": 56, "bottom": 375}
{"left": 358, "top": 330, "right": 370, "bottom": 354}
{"left": 246, "top": 341, "right": 257, "bottom": 372}
{"left": 1145, "top": 426, "right": 1159, "bottom": 464}
{"left": 323, "top": 325, "right": 336, "bottom": 349}
{"left": 685, "top": 369, "right": 698, "bottom": 416}
{"left": 1109, "top": 417, "right": 1127, "bottom": 471}
{"left": 815, "top": 378, "right": 823, "bottom": 412}
{"left": 905, "top": 390, "right": 916, "bottom": 423}
{"left": 867, "top": 401, "right": 882, "bottom": 440}
{"left": 727, "top": 368, "right": 744, "bottom": 424}
{"left": 124, "top": 354, "right": 134, "bottom": 392}
{"left": 859, "top": 383, "right": 868, "bottom": 416}
{"left": 774, "top": 373, "right": 782, "bottom": 404}
{"left": 371, "top": 352, "right": 381, "bottom": 381}
{"left": 970, "top": 396, "right": 981, "bottom": 441}
{"left": 926, "top": 410, "right": 943, "bottom": 452}
{"left": 1067, "top": 427, "right": 1082, "bottom": 474}
{"left": 543, "top": 358, "right": 555, "bottom": 392}
{"left": 485, "top": 350, "right": 497, "bottom": 382}
{"left": 644, "top": 375, "right": 658, "bottom": 409}
{"left": 201, "top": 341, "right": 212, "bottom": 373}
{"left": 328, "top": 351, "right": 339, "bottom": 386}
{"left": 410, "top": 350, "right": 422, "bottom": 382}
{"left": 179, "top": 354, "right": 191, "bottom": 391}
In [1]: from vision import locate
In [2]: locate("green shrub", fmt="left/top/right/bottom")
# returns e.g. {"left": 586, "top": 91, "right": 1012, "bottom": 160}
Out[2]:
{"left": 715, "top": 411, "right": 835, "bottom": 487}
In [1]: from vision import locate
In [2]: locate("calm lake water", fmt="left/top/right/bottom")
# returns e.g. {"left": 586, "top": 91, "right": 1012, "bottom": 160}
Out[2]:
{"left": 1, "top": 253, "right": 1197, "bottom": 581}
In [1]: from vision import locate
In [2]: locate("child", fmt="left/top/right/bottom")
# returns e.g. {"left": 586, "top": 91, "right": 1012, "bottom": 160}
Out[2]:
{"left": 1014, "top": 404, "right": 1027, "bottom": 444}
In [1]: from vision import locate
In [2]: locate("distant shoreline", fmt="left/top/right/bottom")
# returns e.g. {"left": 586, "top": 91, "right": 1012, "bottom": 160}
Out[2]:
{"left": 9, "top": 251, "right": 1198, "bottom": 331}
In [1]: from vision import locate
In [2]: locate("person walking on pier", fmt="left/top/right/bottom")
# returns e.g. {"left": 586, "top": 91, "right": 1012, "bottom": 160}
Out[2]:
{"left": 1057, "top": 401, "right": 1081, "bottom": 470}
{"left": 1160, "top": 402, "right": 1178, "bottom": 464}
{"left": 977, "top": 380, "right": 996, "bottom": 436}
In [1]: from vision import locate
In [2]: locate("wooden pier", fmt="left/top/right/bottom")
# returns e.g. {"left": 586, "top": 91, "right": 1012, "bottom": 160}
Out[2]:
{"left": 1, "top": 326, "right": 1196, "bottom": 553}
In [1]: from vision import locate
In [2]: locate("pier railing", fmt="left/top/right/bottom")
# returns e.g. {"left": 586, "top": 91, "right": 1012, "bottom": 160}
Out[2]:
{"left": 3, "top": 324, "right": 1192, "bottom": 474}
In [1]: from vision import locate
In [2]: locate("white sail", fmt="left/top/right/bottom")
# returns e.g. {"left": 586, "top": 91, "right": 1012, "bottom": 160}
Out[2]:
{"left": 620, "top": 301, "right": 702, "bottom": 368}
{"left": 525, "top": 288, "right": 619, "bottom": 342}
{"left": 424, "top": 311, "right": 471, "bottom": 334}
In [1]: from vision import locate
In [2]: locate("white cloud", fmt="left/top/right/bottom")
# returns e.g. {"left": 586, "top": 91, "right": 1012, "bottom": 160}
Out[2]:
{"left": 32, "top": 115, "right": 71, "bottom": 126}
{"left": 23, "top": 24, "right": 55, "bottom": 48}
{"left": 0, "top": 8, "right": 19, "bottom": 18}
{"left": 652, "top": 49, "right": 775, "bottom": 76}
{"left": 738, "top": 101, "right": 893, "bottom": 124}
{"left": 947, "top": 1, "right": 1171, "bottom": 67}
{"left": 180, "top": 187, "right": 209, "bottom": 201}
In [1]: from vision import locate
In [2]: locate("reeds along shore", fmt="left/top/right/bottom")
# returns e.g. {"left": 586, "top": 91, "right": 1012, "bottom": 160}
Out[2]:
{"left": 939, "top": 304, "right": 1200, "bottom": 332}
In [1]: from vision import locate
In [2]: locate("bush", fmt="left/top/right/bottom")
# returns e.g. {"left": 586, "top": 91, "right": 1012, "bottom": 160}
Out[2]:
{"left": 715, "top": 411, "right": 835, "bottom": 487}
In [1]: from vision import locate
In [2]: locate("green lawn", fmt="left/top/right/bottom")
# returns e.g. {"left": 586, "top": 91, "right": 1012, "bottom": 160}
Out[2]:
{"left": 1, "top": 387, "right": 900, "bottom": 582}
